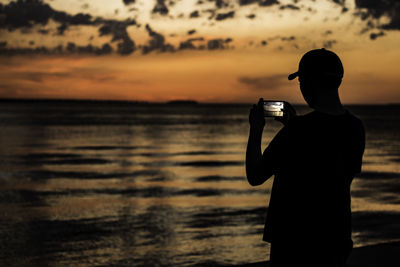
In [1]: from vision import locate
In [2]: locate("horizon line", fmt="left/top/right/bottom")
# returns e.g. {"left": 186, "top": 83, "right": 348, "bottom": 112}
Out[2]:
{"left": 0, "top": 97, "right": 399, "bottom": 106}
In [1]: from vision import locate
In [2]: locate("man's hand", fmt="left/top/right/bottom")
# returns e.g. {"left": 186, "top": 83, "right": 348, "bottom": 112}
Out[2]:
{"left": 249, "top": 98, "right": 265, "bottom": 132}
{"left": 275, "top": 102, "right": 296, "bottom": 126}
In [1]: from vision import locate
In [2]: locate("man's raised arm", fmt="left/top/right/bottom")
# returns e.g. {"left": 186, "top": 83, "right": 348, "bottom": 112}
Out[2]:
{"left": 246, "top": 98, "right": 273, "bottom": 186}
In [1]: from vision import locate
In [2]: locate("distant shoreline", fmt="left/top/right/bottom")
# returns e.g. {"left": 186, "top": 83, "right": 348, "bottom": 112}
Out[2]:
{"left": 0, "top": 98, "right": 399, "bottom": 106}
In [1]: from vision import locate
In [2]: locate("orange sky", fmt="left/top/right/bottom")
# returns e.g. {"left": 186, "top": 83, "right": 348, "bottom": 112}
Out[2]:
{"left": 0, "top": 0, "right": 399, "bottom": 104}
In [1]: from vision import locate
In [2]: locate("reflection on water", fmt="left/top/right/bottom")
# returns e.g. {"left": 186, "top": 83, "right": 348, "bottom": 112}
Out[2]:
{"left": 0, "top": 101, "right": 399, "bottom": 266}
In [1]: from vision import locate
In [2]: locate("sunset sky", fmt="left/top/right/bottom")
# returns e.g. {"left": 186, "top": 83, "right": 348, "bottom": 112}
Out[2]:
{"left": 0, "top": 0, "right": 399, "bottom": 104}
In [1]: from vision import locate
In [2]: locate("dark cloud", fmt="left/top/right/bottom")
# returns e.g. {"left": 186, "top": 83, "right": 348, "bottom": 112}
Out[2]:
{"left": 0, "top": 42, "right": 113, "bottom": 56}
{"left": 238, "top": 74, "right": 287, "bottom": 90}
{"left": 239, "top": 0, "right": 280, "bottom": 6}
{"left": 207, "top": 38, "right": 232, "bottom": 50}
{"left": 0, "top": 0, "right": 93, "bottom": 34}
{"left": 57, "top": 23, "right": 68, "bottom": 35}
{"left": 117, "top": 39, "right": 134, "bottom": 55}
{"left": 331, "top": 0, "right": 345, "bottom": 6}
{"left": 190, "top": 10, "right": 200, "bottom": 18}
{"left": 280, "top": 4, "right": 300, "bottom": 10}
{"left": 178, "top": 37, "right": 205, "bottom": 50}
{"left": 179, "top": 41, "right": 196, "bottom": 50}
{"left": 96, "top": 43, "right": 113, "bottom": 55}
{"left": 259, "top": 0, "right": 280, "bottom": 6}
{"left": 97, "top": 19, "right": 136, "bottom": 55}
{"left": 0, "top": 0, "right": 55, "bottom": 29}
{"left": 370, "top": 31, "right": 385, "bottom": 40}
{"left": 209, "top": 0, "right": 229, "bottom": 9}
{"left": 281, "top": 36, "right": 295, "bottom": 41}
{"left": 0, "top": 0, "right": 136, "bottom": 55}
{"left": 123, "top": 0, "right": 135, "bottom": 5}
{"left": 354, "top": 0, "right": 400, "bottom": 30}
{"left": 239, "top": 0, "right": 258, "bottom": 5}
{"left": 37, "top": 29, "right": 49, "bottom": 35}
{"left": 323, "top": 39, "right": 337, "bottom": 48}
{"left": 215, "top": 11, "right": 235, "bottom": 21}
{"left": 142, "top": 24, "right": 174, "bottom": 54}
{"left": 152, "top": 0, "right": 169, "bottom": 15}
{"left": 0, "top": 46, "right": 51, "bottom": 56}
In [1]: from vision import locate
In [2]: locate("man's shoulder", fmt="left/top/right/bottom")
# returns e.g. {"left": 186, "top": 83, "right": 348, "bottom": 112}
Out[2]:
{"left": 345, "top": 110, "right": 363, "bottom": 124}
{"left": 286, "top": 110, "right": 364, "bottom": 132}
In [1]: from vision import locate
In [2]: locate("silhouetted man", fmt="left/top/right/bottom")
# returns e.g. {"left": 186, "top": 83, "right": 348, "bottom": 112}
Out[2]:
{"left": 246, "top": 49, "right": 365, "bottom": 267}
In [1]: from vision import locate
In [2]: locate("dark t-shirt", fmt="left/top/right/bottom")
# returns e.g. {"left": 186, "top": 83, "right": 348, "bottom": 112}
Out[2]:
{"left": 262, "top": 110, "right": 365, "bottom": 247}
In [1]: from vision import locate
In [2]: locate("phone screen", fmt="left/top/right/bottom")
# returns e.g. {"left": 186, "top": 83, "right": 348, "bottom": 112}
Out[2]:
{"left": 263, "top": 101, "right": 285, "bottom": 117}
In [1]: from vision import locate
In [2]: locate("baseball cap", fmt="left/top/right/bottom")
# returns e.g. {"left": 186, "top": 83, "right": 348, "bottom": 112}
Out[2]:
{"left": 288, "top": 48, "right": 344, "bottom": 80}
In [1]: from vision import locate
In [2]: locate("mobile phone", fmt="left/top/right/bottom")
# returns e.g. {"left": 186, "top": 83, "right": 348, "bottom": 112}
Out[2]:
{"left": 263, "top": 100, "right": 286, "bottom": 117}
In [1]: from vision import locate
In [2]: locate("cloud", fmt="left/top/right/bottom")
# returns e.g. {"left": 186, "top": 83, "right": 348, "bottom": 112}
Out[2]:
{"left": 207, "top": 38, "right": 232, "bottom": 50}
{"left": 279, "top": 4, "right": 300, "bottom": 10}
{"left": 152, "top": 0, "right": 169, "bottom": 15}
{"left": 238, "top": 74, "right": 288, "bottom": 90}
{"left": 3, "top": 0, "right": 395, "bottom": 57}
{"left": 239, "top": 0, "right": 259, "bottom": 6}
{"left": 331, "top": 0, "right": 345, "bottom": 6}
{"left": 177, "top": 37, "right": 231, "bottom": 51}
{"left": 97, "top": 19, "right": 136, "bottom": 55}
{"left": 66, "top": 42, "right": 113, "bottom": 55}
{"left": 281, "top": 36, "right": 296, "bottom": 41}
{"left": 0, "top": 0, "right": 55, "bottom": 29}
{"left": 0, "top": 61, "right": 123, "bottom": 84}
{"left": 323, "top": 39, "right": 337, "bottom": 48}
{"left": 179, "top": 37, "right": 205, "bottom": 50}
{"left": 142, "top": 24, "right": 174, "bottom": 54}
{"left": 209, "top": 0, "right": 229, "bottom": 9}
{"left": 354, "top": 0, "right": 400, "bottom": 30}
{"left": 0, "top": 42, "right": 113, "bottom": 56}
{"left": 189, "top": 10, "right": 200, "bottom": 18}
{"left": 0, "top": 0, "right": 136, "bottom": 55}
{"left": 215, "top": 11, "right": 235, "bottom": 21}
{"left": 239, "top": 0, "right": 280, "bottom": 7}
{"left": 370, "top": 31, "right": 385, "bottom": 40}
{"left": 0, "top": 0, "right": 92, "bottom": 33}
{"left": 123, "top": 0, "right": 135, "bottom": 5}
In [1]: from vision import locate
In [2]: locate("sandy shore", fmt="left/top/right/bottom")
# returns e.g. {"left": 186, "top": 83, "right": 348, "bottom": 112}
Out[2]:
{"left": 233, "top": 241, "right": 400, "bottom": 267}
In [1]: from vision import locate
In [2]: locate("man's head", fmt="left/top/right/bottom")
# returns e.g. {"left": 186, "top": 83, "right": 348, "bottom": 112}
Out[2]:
{"left": 288, "top": 48, "right": 344, "bottom": 107}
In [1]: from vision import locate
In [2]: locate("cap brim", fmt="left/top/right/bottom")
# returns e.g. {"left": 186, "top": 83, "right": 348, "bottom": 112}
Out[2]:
{"left": 288, "top": 72, "right": 298, "bottom": 80}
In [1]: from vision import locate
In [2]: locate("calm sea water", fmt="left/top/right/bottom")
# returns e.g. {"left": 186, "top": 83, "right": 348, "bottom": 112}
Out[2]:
{"left": 0, "top": 100, "right": 399, "bottom": 266}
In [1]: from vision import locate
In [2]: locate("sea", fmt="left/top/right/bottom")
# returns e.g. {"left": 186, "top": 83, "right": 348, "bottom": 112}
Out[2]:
{"left": 0, "top": 100, "right": 399, "bottom": 266}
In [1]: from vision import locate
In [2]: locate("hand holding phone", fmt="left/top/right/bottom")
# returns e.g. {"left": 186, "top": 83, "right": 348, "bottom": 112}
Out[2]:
{"left": 263, "top": 100, "right": 296, "bottom": 125}
{"left": 249, "top": 98, "right": 266, "bottom": 131}
{"left": 263, "top": 101, "right": 286, "bottom": 117}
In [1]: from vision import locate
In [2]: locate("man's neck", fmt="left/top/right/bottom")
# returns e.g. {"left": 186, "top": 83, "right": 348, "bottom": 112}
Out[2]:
{"left": 311, "top": 93, "right": 345, "bottom": 115}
